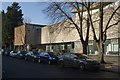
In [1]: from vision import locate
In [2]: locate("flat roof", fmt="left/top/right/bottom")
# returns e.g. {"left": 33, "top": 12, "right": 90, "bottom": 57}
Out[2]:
{"left": 25, "top": 23, "right": 47, "bottom": 27}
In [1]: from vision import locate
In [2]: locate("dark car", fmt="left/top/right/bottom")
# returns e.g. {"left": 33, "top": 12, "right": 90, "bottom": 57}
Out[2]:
{"left": 9, "top": 50, "right": 18, "bottom": 57}
{"left": 15, "top": 51, "right": 27, "bottom": 59}
{"left": 25, "top": 51, "right": 38, "bottom": 61}
{"left": 4, "top": 49, "right": 11, "bottom": 56}
{"left": 58, "top": 53, "right": 100, "bottom": 71}
{"left": 33, "top": 52, "right": 42, "bottom": 63}
{"left": 38, "top": 52, "right": 58, "bottom": 64}
{"left": 0, "top": 49, "right": 5, "bottom": 55}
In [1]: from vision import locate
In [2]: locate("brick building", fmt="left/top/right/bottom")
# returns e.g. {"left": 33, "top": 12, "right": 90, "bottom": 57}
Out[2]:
{"left": 14, "top": 23, "right": 45, "bottom": 51}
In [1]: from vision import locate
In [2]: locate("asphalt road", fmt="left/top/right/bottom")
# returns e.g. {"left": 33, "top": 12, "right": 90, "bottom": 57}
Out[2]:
{"left": 2, "top": 56, "right": 119, "bottom": 79}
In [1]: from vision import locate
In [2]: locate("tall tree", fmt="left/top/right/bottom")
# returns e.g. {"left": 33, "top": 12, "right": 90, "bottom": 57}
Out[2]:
{"left": 85, "top": 2, "right": 120, "bottom": 63}
{"left": 43, "top": 1, "right": 92, "bottom": 55}
{"left": 2, "top": 10, "right": 10, "bottom": 48}
{"left": 2, "top": 2, "right": 23, "bottom": 50}
{"left": 98, "top": 2, "right": 120, "bottom": 63}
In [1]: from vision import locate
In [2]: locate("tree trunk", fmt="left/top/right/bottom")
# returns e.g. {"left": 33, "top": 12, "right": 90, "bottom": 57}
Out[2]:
{"left": 97, "top": 2, "right": 106, "bottom": 63}
{"left": 23, "top": 44, "right": 27, "bottom": 51}
{"left": 82, "top": 41, "right": 88, "bottom": 55}
{"left": 97, "top": 42, "right": 106, "bottom": 63}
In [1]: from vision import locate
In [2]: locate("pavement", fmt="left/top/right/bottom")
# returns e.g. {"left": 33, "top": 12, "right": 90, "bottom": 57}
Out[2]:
{"left": 88, "top": 54, "right": 119, "bottom": 73}
{"left": 100, "top": 62, "right": 119, "bottom": 73}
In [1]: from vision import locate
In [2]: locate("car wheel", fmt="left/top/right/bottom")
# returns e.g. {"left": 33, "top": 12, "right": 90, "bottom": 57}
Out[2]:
{"left": 48, "top": 61, "right": 51, "bottom": 65}
{"left": 79, "top": 63, "right": 85, "bottom": 71}
{"left": 38, "top": 59, "right": 41, "bottom": 63}
{"left": 59, "top": 61, "right": 64, "bottom": 67}
{"left": 25, "top": 57, "right": 27, "bottom": 61}
{"left": 32, "top": 58, "right": 35, "bottom": 62}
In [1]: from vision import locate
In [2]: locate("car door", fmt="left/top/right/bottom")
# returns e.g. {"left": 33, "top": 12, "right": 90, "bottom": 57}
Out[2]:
{"left": 13, "top": 51, "right": 18, "bottom": 56}
{"left": 69, "top": 54, "right": 79, "bottom": 68}
{"left": 39, "top": 52, "right": 44, "bottom": 62}
{"left": 40, "top": 52, "right": 49, "bottom": 63}
{"left": 63, "top": 53, "right": 71, "bottom": 67}
{"left": 43, "top": 52, "right": 50, "bottom": 63}
{"left": 27, "top": 52, "right": 33, "bottom": 60}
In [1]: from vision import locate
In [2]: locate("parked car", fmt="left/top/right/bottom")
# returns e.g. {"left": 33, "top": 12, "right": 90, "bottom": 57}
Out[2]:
{"left": 9, "top": 51, "right": 18, "bottom": 57}
{"left": 15, "top": 51, "right": 27, "bottom": 59}
{"left": 25, "top": 51, "right": 38, "bottom": 61}
{"left": 34, "top": 52, "right": 41, "bottom": 63}
{"left": 38, "top": 52, "right": 58, "bottom": 64}
{"left": 58, "top": 53, "right": 100, "bottom": 71}
{"left": 0, "top": 49, "right": 5, "bottom": 55}
{"left": 4, "top": 49, "right": 11, "bottom": 56}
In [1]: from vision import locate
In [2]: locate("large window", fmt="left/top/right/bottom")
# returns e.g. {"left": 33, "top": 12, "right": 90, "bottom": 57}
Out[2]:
{"left": 60, "top": 45, "right": 65, "bottom": 50}
{"left": 88, "top": 41, "right": 94, "bottom": 54}
{"left": 113, "top": 44, "right": 118, "bottom": 51}
{"left": 106, "top": 39, "right": 119, "bottom": 55}
{"left": 111, "top": 39, "right": 118, "bottom": 52}
{"left": 46, "top": 45, "right": 51, "bottom": 51}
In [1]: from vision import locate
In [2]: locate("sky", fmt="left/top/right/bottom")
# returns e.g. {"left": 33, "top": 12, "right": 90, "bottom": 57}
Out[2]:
{"left": 1, "top": 0, "right": 82, "bottom": 25}
{"left": 2, "top": 2, "right": 51, "bottom": 25}
{"left": 1, "top": 0, "right": 118, "bottom": 25}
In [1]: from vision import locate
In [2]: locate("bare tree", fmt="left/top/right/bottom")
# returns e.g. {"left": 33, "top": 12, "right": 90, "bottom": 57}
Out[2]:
{"left": 23, "top": 17, "right": 32, "bottom": 24}
{"left": 84, "top": 2, "right": 120, "bottom": 63}
{"left": 44, "top": 1, "right": 120, "bottom": 63}
{"left": 43, "top": 1, "right": 93, "bottom": 55}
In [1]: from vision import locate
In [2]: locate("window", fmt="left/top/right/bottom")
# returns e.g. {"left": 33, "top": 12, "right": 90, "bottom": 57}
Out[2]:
{"left": 44, "top": 52, "right": 49, "bottom": 56}
{"left": 111, "top": 39, "right": 119, "bottom": 52}
{"left": 60, "top": 45, "right": 65, "bottom": 50}
{"left": 111, "top": 39, "right": 118, "bottom": 44}
{"left": 67, "top": 44, "right": 72, "bottom": 49}
{"left": 70, "top": 54, "right": 78, "bottom": 59}
{"left": 64, "top": 54, "right": 70, "bottom": 58}
{"left": 46, "top": 45, "right": 51, "bottom": 51}
{"left": 113, "top": 44, "right": 118, "bottom": 52}
{"left": 72, "top": 43, "right": 74, "bottom": 49}
{"left": 40, "top": 52, "right": 44, "bottom": 56}
{"left": 40, "top": 52, "right": 49, "bottom": 56}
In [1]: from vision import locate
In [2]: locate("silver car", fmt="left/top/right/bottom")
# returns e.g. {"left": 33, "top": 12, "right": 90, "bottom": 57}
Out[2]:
{"left": 58, "top": 53, "right": 100, "bottom": 71}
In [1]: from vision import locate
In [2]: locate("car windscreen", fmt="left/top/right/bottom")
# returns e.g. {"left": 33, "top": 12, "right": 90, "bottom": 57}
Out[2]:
{"left": 33, "top": 52, "right": 39, "bottom": 56}
{"left": 20, "top": 51, "right": 27, "bottom": 54}
{"left": 75, "top": 54, "right": 90, "bottom": 60}
{"left": 38, "top": 52, "right": 42, "bottom": 56}
{"left": 13, "top": 51, "right": 18, "bottom": 53}
{"left": 48, "top": 52, "right": 56, "bottom": 57}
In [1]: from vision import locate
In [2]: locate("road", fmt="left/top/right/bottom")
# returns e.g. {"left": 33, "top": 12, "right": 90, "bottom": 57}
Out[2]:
{"left": 2, "top": 56, "right": 119, "bottom": 79}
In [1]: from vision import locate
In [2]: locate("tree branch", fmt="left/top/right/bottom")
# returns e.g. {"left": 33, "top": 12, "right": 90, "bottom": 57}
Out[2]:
{"left": 103, "top": 20, "right": 120, "bottom": 33}
{"left": 78, "top": 2, "right": 98, "bottom": 42}
{"left": 54, "top": 2, "right": 85, "bottom": 42}
{"left": 104, "top": 5, "right": 120, "bottom": 33}
{"left": 76, "top": 2, "right": 84, "bottom": 41}
{"left": 85, "top": 2, "right": 90, "bottom": 41}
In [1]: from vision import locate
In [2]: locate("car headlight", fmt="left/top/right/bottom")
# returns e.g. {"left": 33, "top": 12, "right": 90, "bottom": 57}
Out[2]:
{"left": 34, "top": 56, "right": 36, "bottom": 58}
{"left": 20, "top": 54, "right": 22, "bottom": 56}
{"left": 49, "top": 57, "right": 55, "bottom": 60}
{"left": 52, "top": 58, "right": 55, "bottom": 59}
{"left": 49, "top": 57, "right": 52, "bottom": 60}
